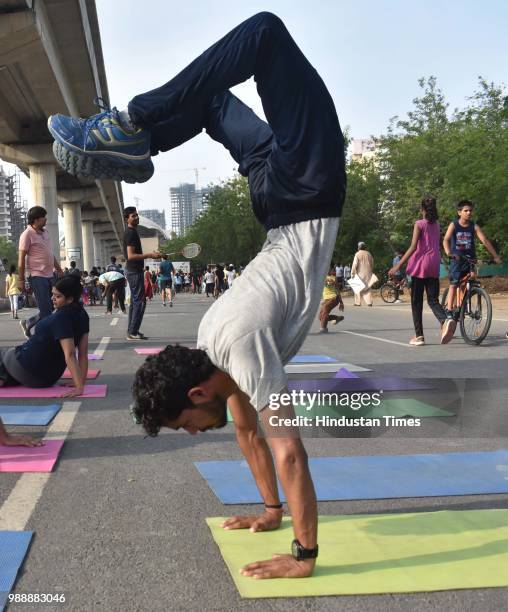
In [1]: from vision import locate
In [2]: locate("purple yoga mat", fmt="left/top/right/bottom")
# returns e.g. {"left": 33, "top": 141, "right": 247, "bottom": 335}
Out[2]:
{"left": 0, "top": 439, "right": 64, "bottom": 472}
{"left": 288, "top": 377, "right": 432, "bottom": 393}
{"left": 334, "top": 368, "right": 360, "bottom": 379}
{"left": 0, "top": 384, "right": 107, "bottom": 398}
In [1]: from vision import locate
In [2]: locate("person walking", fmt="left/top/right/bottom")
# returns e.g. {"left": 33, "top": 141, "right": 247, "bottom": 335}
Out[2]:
{"left": 159, "top": 254, "right": 174, "bottom": 306}
{"left": 144, "top": 266, "right": 154, "bottom": 300}
{"left": 351, "top": 242, "right": 375, "bottom": 306}
{"left": 335, "top": 262, "right": 344, "bottom": 290}
{"left": 122, "top": 207, "right": 161, "bottom": 340}
{"left": 18, "top": 206, "right": 63, "bottom": 338}
{"left": 389, "top": 196, "right": 453, "bottom": 346}
{"left": 5, "top": 265, "right": 21, "bottom": 319}
{"left": 204, "top": 266, "right": 215, "bottom": 297}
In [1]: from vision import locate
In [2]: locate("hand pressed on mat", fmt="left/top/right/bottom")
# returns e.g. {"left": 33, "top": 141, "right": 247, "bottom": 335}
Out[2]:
{"left": 60, "top": 386, "right": 84, "bottom": 398}
{"left": 240, "top": 554, "right": 315, "bottom": 579}
{"left": 221, "top": 508, "right": 283, "bottom": 532}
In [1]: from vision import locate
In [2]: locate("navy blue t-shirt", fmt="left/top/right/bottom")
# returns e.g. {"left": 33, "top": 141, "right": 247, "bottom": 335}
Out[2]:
{"left": 15, "top": 304, "right": 89, "bottom": 386}
{"left": 451, "top": 219, "right": 476, "bottom": 258}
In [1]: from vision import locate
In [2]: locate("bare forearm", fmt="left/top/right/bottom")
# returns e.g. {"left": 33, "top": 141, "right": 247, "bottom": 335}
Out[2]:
{"left": 237, "top": 431, "right": 280, "bottom": 505}
{"left": 483, "top": 239, "right": 498, "bottom": 259}
{"left": 274, "top": 445, "right": 317, "bottom": 548}
{"left": 78, "top": 355, "right": 88, "bottom": 382}
{"left": 65, "top": 354, "right": 83, "bottom": 389}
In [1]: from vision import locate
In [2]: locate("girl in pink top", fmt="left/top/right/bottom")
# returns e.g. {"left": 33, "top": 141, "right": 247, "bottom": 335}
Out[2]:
{"left": 390, "top": 196, "right": 454, "bottom": 346}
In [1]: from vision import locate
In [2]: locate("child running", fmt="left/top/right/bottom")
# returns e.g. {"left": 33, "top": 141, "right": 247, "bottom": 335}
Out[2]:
{"left": 318, "top": 263, "right": 344, "bottom": 333}
{"left": 389, "top": 196, "right": 452, "bottom": 346}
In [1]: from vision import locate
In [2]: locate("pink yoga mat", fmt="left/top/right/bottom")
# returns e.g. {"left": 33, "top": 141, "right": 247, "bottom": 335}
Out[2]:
{"left": 88, "top": 354, "right": 103, "bottom": 361}
{"left": 62, "top": 369, "right": 100, "bottom": 380}
{"left": 0, "top": 384, "right": 107, "bottom": 398}
{"left": 0, "top": 439, "right": 65, "bottom": 472}
{"left": 134, "top": 348, "right": 163, "bottom": 355}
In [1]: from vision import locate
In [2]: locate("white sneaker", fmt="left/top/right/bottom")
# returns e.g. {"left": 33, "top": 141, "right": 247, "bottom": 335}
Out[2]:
{"left": 440, "top": 318, "right": 457, "bottom": 344}
{"left": 409, "top": 336, "right": 425, "bottom": 346}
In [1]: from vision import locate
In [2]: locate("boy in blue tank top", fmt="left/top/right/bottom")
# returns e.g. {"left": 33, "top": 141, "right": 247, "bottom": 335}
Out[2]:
{"left": 443, "top": 200, "right": 501, "bottom": 323}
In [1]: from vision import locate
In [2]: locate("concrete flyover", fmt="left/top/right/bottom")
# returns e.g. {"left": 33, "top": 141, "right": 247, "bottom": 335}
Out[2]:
{"left": 0, "top": 0, "right": 125, "bottom": 271}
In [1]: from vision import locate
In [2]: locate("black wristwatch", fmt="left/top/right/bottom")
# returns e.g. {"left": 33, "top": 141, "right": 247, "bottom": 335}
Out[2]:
{"left": 291, "top": 539, "right": 319, "bottom": 560}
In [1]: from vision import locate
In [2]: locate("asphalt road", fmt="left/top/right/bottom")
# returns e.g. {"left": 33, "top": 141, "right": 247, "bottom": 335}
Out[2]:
{"left": 1, "top": 293, "right": 507, "bottom": 612}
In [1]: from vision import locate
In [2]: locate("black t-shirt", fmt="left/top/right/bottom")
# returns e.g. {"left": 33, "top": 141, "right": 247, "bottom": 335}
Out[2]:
{"left": 123, "top": 226, "right": 143, "bottom": 272}
{"left": 14, "top": 303, "right": 89, "bottom": 386}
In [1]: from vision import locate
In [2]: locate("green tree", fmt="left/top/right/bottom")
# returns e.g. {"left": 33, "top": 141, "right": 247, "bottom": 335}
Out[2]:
{"left": 334, "top": 157, "right": 389, "bottom": 269}
{"left": 162, "top": 175, "right": 266, "bottom": 267}
{"left": 0, "top": 237, "right": 17, "bottom": 268}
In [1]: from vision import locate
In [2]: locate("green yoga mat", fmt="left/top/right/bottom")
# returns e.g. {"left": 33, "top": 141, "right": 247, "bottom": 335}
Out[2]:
{"left": 227, "top": 399, "right": 453, "bottom": 422}
{"left": 207, "top": 510, "right": 508, "bottom": 598}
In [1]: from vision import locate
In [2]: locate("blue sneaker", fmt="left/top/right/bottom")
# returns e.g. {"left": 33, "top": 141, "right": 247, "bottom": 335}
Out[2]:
{"left": 48, "top": 99, "right": 154, "bottom": 183}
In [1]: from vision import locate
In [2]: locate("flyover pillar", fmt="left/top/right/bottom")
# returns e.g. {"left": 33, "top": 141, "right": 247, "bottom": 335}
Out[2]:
{"left": 82, "top": 220, "right": 95, "bottom": 273}
{"left": 62, "top": 201, "right": 84, "bottom": 270}
{"left": 28, "top": 163, "right": 60, "bottom": 261}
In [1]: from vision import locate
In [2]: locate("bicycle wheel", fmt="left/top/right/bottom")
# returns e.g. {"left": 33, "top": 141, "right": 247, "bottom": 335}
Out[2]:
{"left": 380, "top": 283, "right": 397, "bottom": 303}
{"left": 440, "top": 287, "right": 449, "bottom": 309}
{"left": 459, "top": 287, "right": 492, "bottom": 345}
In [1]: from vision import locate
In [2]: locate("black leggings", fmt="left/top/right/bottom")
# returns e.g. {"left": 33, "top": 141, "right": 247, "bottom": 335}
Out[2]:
{"left": 410, "top": 277, "right": 447, "bottom": 338}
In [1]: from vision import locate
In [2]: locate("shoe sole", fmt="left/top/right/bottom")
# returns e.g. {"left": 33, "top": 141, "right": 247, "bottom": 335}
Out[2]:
{"left": 52, "top": 141, "right": 154, "bottom": 184}
{"left": 441, "top": 320, "right": 457, "bottom": 344}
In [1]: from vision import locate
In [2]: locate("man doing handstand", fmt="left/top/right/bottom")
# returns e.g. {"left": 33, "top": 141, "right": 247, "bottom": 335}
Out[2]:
{"left": 48, "top": 12, "right": 346, "bottom": 579}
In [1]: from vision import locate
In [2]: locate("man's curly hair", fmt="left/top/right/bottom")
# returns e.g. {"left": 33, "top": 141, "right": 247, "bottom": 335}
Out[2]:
{"left": 132, "top": 345, "right": 216, "bottom": 436}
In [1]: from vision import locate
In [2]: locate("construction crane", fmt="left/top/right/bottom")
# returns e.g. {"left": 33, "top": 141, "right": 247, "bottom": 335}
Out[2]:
{"left": 174, "top": 167, "right": 207, "bottom": 189}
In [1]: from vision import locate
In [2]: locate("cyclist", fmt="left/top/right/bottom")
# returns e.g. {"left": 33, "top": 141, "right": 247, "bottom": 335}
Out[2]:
{"left": 443, "top": 200, "right": 501, "bottom": 335}
{"left": 390, "top": 251, "right": 405, "bottom": 303}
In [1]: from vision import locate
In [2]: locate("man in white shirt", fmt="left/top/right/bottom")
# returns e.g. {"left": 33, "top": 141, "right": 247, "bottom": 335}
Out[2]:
{"left": 226, "top": 265, "right": 236, "bottom": 288}
{"left": 204, "top": 267, "right": 215, "bottom": 297}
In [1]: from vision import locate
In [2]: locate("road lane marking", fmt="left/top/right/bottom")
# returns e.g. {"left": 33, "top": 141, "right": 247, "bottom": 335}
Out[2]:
{"left": 338, "top": 330, "right": 411, "bottom": 347}
{"left": 93, "top": 336, "right": 110, "bottom": 357}
{"left": 367, "top": 305, "right": 508, "bottom": 323}
{"left": 110, "top": 318, "right": 119, "bottom": 326}
{"left": 0, "top": 401, "right": 81, "bottom": 530}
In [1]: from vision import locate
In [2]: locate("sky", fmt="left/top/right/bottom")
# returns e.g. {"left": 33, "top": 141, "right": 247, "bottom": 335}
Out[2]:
{"left": 4, "top": 0, "right": 507, "bottom": 225}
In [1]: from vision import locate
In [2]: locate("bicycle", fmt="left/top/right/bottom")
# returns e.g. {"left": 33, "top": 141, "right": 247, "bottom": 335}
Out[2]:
{"left": 440, "top": 254, "right": 493, "bottom": 345}
{"left": 379, "top": 274, "right": 406, "bottom": 303}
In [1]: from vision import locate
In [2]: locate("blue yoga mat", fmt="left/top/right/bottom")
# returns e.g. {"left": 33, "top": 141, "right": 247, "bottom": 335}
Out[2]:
{"left": 0, "top": 531, "right": 33, "bottom": 612}
{"left": 0, "top": 405, "right": 61, "bottom": 426}
{"left": 195, "top": 450, "right": 508, "bottom": 504}
{"left": 290, "top": 355, "right": 337, "bottom": 363}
